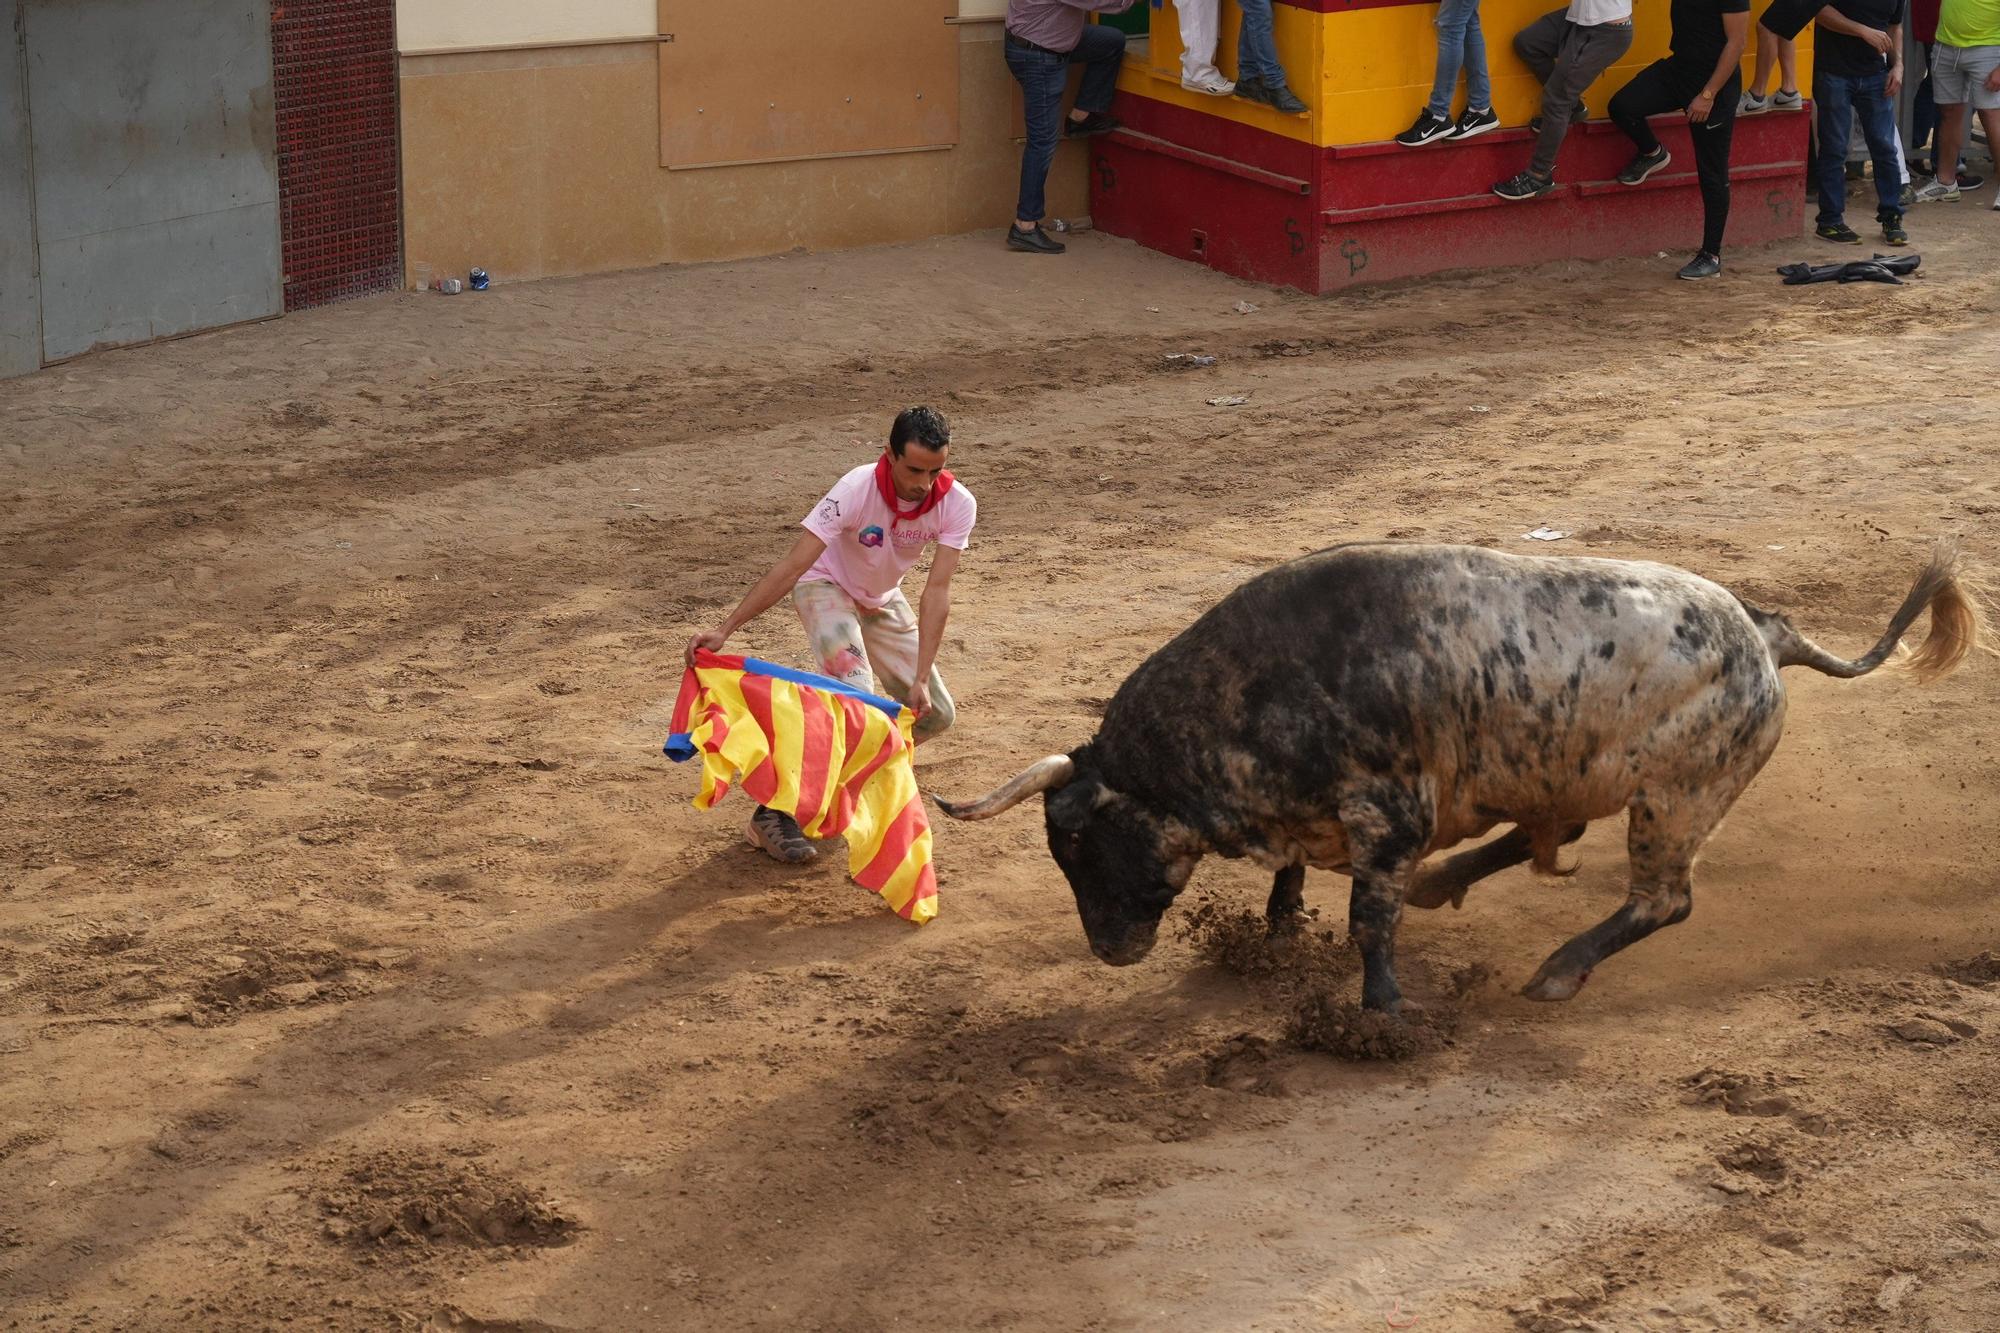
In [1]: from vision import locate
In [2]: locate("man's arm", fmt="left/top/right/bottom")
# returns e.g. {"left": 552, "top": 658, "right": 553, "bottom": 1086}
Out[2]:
{"left": 685, "top": 531, "right": 827, "bottom": 666}
{"left": 1690, "top": 13, "right": 1751, "bottom": 120}
{"left": 1885, "top": 21, "right": 1903, "bottom": 95}
{"left": 1814, "top": 6, "right": 1896, "bottom": 52}
{"left": 907, "top": 545, "right": 961, "bottom": 718}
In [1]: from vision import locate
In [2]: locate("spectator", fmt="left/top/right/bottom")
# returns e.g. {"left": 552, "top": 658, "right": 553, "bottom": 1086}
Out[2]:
{"left": 1608, "top": 0, "right": 1750, "bottom": 279}
{"left": 1914, "top": 0, "right": 2000, "bottom": 203}
{"left": 1739, "top": 9, "right": 1805, "bottom": 112}
{"left": 1233, "top": 0, "right": 1310, "bottom": 112}
{"left": 1003, "top": 0, "right": 1138, "bottom": 255}
{"left": 1759, "top": 0, "right": 1909, "bottom": 243}
{"left": 1396, "top": 0, "right": 1501, "bottom": 146}
{"left": 1176, "top": 0, "right": 1234, "bottom": 95}
{"left": 1491, "top": 0, "right": 1636, "bottom": 200}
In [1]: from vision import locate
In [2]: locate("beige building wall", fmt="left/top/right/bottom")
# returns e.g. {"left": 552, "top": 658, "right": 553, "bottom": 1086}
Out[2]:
{"left": 397, "top": 6, "right": 1093, "bottom": 285}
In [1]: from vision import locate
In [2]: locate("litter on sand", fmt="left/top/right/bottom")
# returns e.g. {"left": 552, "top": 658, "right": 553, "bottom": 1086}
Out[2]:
{"left": 1522, "top": 526, "right": 1568, "bottom": 541}
{"left": 1232, "top": 300, "right": 1260, "bottom": 314}
{"left": 1164, "top": 353, "right": 1218, "bottom": 368}
{"left": 1206, "top": 394, "right": 1250, "bottom": 407}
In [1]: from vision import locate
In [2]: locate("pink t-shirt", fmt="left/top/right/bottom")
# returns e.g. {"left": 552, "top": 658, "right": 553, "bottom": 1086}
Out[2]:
{"left": 799, "top": 463, "right": 977, "bottom": 609}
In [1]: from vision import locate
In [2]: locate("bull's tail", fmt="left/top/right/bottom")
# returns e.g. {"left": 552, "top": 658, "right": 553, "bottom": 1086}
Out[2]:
{"left": 1756, "top": 542, "right": 1987, "bottom": 684}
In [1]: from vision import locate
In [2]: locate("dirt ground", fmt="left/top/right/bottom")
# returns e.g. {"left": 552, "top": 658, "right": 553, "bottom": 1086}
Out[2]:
{"left": 4, "top": 195, "right": 2000, "bottom": 1332}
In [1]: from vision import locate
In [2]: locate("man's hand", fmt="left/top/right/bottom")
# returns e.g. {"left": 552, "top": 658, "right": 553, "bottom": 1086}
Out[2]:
{"left": 1987, "top": 65, "right": 2000, "bottom": 93}
{"left": 1887, "top": 63, "right": 1903, "bottom": 98}
{"left": 686, "top": 627, "right": 729, "bottom": 667}
{"left": 1688, "top": 90, "right": 1716, "bottom": 123}
{"left": 906, "top": 678, "right": 933, "bottom": 721}
{"left": 1860, "top": 25, "right": 1893, "bottom": 54}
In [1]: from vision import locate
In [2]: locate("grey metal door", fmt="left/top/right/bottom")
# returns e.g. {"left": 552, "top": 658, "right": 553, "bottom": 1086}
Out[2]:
{"left": 0, "top": 1, "right": 37, "bottom": 378}
{"left": 23, "top": 0, "right": 280, "bottom": 363}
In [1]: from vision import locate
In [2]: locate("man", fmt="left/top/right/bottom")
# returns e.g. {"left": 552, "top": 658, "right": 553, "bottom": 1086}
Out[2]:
{"left": 1738, "top": 8, "right": 1805, "bottom": 113}
{"left": 1233, "top": 0, "right": 1310, "bottom": 112}
{"left": 1492, "top": 0, "right": 1636, "bottom": 200}
{"left": 1760, "top": 0, "right": 1911, "bottom": 242}
{"left": 1913, "top": 0, "right": 2000, "bottom": 203}
{"left": 1003, "top": 0, "right": 1137, "bottom": 255}
{"left": 1177, "top": 0, "right": 1234, "bottom": 96}
{"left": 1608, "top": 0, "right": 1750, "bottom": 279}
{"left": 686, "top": 407, "right": 976, "bottom": 863}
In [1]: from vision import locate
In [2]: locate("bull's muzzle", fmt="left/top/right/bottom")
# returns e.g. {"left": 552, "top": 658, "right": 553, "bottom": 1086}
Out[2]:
{"left": 1088, "top": 922, "right": 1159, "bottom": 967}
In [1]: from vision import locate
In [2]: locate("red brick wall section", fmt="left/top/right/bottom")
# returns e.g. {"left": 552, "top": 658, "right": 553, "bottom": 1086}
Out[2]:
{"left": 271, "top": 0, "right": 402, "bottom": 312}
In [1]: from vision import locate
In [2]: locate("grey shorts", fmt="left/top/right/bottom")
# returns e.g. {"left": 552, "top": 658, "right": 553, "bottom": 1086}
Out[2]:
{"left": 1932, "top": 43, "right": 2000, "bottom": 111}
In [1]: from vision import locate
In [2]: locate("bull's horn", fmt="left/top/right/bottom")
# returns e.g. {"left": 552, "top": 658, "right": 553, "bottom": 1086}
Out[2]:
{"left": 932, "top": 755, "right": 1075, "bottom": 821}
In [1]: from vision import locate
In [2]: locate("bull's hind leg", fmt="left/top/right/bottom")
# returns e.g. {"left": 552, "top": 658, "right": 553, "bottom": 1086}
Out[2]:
{"left": 1265, "top": 863, "right": 1306, "bottom": 930}
{"left": 1341, "top": 785, "right": 1436, "bottom": 1013}
{"left": 1521, "top": 789, "right": 1732, "bottom": 1002}
{"left": 1405, "top": 822, "right": 1587, "bottom": 910}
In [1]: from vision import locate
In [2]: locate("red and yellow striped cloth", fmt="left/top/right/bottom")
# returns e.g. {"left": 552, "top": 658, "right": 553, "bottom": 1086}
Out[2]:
{"left": 665, "top": 650, "right": 936, "bottom": 923}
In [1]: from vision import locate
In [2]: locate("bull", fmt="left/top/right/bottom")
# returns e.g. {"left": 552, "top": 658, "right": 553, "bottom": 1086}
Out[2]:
{"left": 937, "top": 543, "right": 1981, "bottom": 1013}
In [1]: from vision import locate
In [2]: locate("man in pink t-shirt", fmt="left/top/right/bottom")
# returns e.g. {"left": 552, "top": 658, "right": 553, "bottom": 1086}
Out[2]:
{"left": 685, "top": 406, "right": 977, "bottom": 863}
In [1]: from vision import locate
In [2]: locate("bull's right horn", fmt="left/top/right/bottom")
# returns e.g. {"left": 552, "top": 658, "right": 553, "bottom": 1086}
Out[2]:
{"left": 932, "top": 755, "right": 1075, "bottom": 821}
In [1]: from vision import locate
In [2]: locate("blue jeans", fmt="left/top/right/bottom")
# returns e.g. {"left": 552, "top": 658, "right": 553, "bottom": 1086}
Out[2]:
{"left": 1005, "top": 25, "right": 1126, "bottom": 224}
{"left": 1814, "top": 68, "right": 1902, "bottom": 225}
{"left": 1426, "top": 0, "right": 1492, "bottom": 117}
{"left": 1237, "top": 0, "right": 1281, "bottom": 85}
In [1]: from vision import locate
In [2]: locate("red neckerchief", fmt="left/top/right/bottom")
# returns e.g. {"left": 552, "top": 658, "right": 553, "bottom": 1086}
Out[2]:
{"left": 874, "top": 453, "right": 954, "bottom": 524}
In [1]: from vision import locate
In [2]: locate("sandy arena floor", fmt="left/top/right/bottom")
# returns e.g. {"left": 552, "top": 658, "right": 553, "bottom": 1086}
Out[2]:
{"left": 3, "top": 203, "right": 1999, "bottom": 1331}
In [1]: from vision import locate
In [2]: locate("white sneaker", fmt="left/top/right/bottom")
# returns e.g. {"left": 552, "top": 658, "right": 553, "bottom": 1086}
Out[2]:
{"left": 1771, "top": 89, "right": 1804, "bottom": 111}
{"left": 1738, "top": 91, "right": 1769, "bottom": 115}
{"left": 1181, "top": 71, "right": 1235, "bottom": 96}
{"left": 1912, "top": 177, "right": 1961, "bottom": 203}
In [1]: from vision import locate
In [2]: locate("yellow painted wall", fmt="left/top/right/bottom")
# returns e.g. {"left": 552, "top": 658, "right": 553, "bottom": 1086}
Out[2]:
{"left": 399, "top": 27, "right": 1088, "bottom": 285}
{"left": 396, "top": 0, "right": 655, "bottom": 52}
{"left": 1134, "top": 0, "right": 1810, "bottom": 147}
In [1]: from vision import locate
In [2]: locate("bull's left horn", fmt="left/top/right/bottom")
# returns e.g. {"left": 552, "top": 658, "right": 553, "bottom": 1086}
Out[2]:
{"left": 932, "top": 755, "right": 1075, "bottom": 821}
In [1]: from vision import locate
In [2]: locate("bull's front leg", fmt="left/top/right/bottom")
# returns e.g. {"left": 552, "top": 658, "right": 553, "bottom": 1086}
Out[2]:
{"left": 1265, "top": 864, "right": 1305, "bottom": 932}
{"left": 1341, "top": 786, "right": 1435, "bottom": 1014}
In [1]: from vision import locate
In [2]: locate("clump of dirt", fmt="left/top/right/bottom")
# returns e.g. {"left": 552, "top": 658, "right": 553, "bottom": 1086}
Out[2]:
{"left": 1681, "top": 1068, "right": 1833, "bottom": 1135}
{"left": 1938, "top": 951, "right": 2000, "bottom": 987}
{"left": 1179, "top": 901, "right": 1354, "bottom": 992}
{"left": 1717, "top": 1139, "right": 1790, "bottom": 1182}
{"left": 191, "top": 943, "right": 377, "bottom": 1022}
{"left": 1202, "top": 1033, "right": 1287, "bottom": 1095}
{"left": 318, "top": 1149, "right": 578, "bottom": 1253}
{"left": 1285, "top": 995, "right": 1453, "bottom": 1062}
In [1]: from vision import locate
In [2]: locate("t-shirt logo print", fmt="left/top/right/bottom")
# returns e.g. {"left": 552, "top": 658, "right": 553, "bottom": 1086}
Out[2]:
{"left": 858, "top": 524, "right": 886, "bottom": 549}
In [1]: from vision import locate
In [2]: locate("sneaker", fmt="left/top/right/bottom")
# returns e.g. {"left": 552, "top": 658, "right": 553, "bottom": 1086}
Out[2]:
{"left": 1617, "top": 145, "right": 1672, "bottom": 185}
{"left": 1882, "top": 215, "right": 1909, "bottom": 246}
{"left": 1006, "top": 223, "right": 1065, "bottom": 254}
{"left": 1899, "top": 181, "right": 1917, "bottom": 208}
{"left": 1738, "top": 90, "right": 1770, "bottom": 115}
{"left": 1232, "top": 77, "right": 1271, "bottom": 107}
{"left": 1396, "top": 109, "right": 1454, "bottom": 148}
{"left": 1816, "top": 221, "right": 1862, "bottom": 242}
{"left": 1677, "top": 251, "right": 1722, "bottom": 280}
{"left": 1265, "top": 83, "right": 1308, "bottom": 115}
{"left": 748, "top": 806, "right": 817, "bottom": 864}
{"left": 1065, "top": 111, "right": 1120, "bottom": 138}
{"left": 1492, "top": 170, "right": 1556, "bottom": 201}
{"left": 1181, "top": 71, "right": 1235, "bottom": 96}
{"left": 1912, "top": 177, "right": 1961, "bottom": 203}
{"left": 1771, "top": 88, "right": 1804, "bottom": 111}
{"left": 1956, "top": 171, "right": 1986, "bottom": 190}
{"left": 1449, "top": 106, "right": 1499, "bottom": 140}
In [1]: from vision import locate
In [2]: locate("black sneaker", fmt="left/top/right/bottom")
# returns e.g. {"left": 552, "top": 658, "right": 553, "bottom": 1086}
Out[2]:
{"left": 1881, "top": 214, "right": 1909, "bottom": 246}
{"left": 1449, "top": 106, "right": 1499, "bottom": 140}
{"left": 748, "top": 806, "right": 817, "bottom": 864}
{"left": 1266, "top": 83, "right": 1308, "bottom": 115}
{"left": 1006, "top": 223, "right": 1065, "bottom": 254}
{"left": 1396, "top": 110, "right": 1453, "bottom": 148}
{"left": 1232, "top": 77, "right": 1271, "bottom": 107}
{"left": 1617, "top": 145, "right": 1672, "bottom": 185}
{"left": 1815, "top": 221, "right": 1862, "bottom": 243}
{"left": 1065, "top": 111, "right": 1120, "bottom": 138}
{"left": 1677, "top": 251, "right": 1722, "bottom": 280}
{"left": 1492, "top": 170, "right": 1555, "bottom": 201}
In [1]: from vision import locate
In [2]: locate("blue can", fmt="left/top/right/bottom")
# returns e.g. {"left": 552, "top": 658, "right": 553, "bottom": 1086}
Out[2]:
{"left": 469, "top": 267, "right": 490, "bottom": 291}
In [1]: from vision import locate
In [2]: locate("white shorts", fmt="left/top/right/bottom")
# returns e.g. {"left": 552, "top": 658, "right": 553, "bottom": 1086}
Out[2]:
{"left": 1932, "top": 43, "right": 2000, "bottom": 112}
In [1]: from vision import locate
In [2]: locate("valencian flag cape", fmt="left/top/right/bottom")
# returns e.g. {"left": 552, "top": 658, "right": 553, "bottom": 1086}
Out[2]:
{"left": 665, "top": 650, "right": 937, "bottom": 924}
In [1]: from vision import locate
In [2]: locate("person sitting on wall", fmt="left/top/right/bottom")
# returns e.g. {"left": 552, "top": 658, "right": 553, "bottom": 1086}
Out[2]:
{"left": 1176, "top": 0, "right": 1235, "bottom": 95}
{"left": 1490, "top": 0, "right": 1637, "bottom": 200}
{"left": 1003, "top": 0, "right": 1138, "bottom": 255}
{"left": 1396, "top": 0, "right": 1501, "bottom": 145}
{"left": 1232, "top": 0, "right": 1310, "bottom": 112}
{"left": 1606, "top": 0, "right": 1750, "bottom": 280}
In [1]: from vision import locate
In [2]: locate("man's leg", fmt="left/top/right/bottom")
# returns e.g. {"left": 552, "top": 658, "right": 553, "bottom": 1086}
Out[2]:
{"left": 1529, "top": 22, "right": 1632, "bottom": 179}
{"left": 1915, "top": 43, "right": 1939, "bottom": 157}
{"left": 853, "top": 590, "right": 957, "bottom": 744}
{"left": 1694, "top": 76, "right": 1742, "bottom": 255}
{"left": 1425, "top": 0, "right": 1474, "bottom": 117}
{"left": 1237, "top": 0, "right": 1278, "bottom": 85}
{"left": 1609, "top": 59, "right": 1682, "bottom": 156}
{"left": 1776, "top": 35, "right": 1798, "bottom": 96}
{"left": 1513, "top": 8, "right": 1570, "bottom": 87}
{"left": 1178, "top": 0, "right": 1227, "bottom": 87}
{"left": 1005, "top": 42, "right": 1066, "bottom": 232}
{"left": 1854, "top": 74, "right": 1905, "bottom": 225}
{"left": 1815, "top": 72, "right": 1856, "bottom": 226}
{"left": 1070, "top": 19, "right": 1127, "bottom": 116}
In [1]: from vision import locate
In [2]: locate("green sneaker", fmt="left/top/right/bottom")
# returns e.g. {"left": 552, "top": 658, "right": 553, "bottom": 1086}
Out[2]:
{"left": 1816, "top": 221, "right": 1862, "bottom": 243}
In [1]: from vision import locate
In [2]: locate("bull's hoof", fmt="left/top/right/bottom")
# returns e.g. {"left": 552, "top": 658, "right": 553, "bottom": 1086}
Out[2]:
{"left": 1403, "top": 881, "right": 1455, "bottom": 911}
{"left": 1520, "top": 968, "right": 1589, "bottom": 1002}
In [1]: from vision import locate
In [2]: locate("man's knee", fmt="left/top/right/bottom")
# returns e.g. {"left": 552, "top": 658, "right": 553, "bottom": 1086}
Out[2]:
{"left": 914, "top": 691, "right": 955, "bottom": 741}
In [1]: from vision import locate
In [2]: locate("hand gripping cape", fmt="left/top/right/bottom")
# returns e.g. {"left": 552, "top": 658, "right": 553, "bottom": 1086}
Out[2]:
{"left": 665, "top": 650, "right": 937, "bottom": 923}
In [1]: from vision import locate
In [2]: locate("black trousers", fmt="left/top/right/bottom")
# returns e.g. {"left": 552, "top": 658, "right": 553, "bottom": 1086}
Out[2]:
{"left": 1609, "top": 59, "right": 1742, "bottom": 256}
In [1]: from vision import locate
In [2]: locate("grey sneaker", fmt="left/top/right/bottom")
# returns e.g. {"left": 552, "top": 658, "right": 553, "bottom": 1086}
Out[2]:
{"left": 1617, "top": 145, "right": 1672, "bottom": 185}
{"left": 1737, "top": 90, "right": 1769, "bottom": 115}
{"left": 1771, "top": 88, "right": 1804, "bottom": 111}
{"left": 1911, "top": 177, "right": 1960, "bottom": 203}
{"left": 748, "top": 806, "right": 817, "bottom": 863}
{"left": 1677, "top": 251, "right": 1722, "bottom": 280}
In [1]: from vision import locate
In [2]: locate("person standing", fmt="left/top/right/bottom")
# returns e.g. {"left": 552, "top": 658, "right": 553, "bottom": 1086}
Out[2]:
{"left": 1913, "top": 0, "right": 2000, "bottom": 201}
{"left": 1491, "top": 0, "right": 1637, "bottom": 199}
{"left": 1003, "top": 0, "right": 1138, "bottom": 255}
{"left": 1738, "top": 7, "right": 1805, "bottom": 112}
{"left": 1177, "top": 0, "right": 1234, "bottom": 95}
{"left": 1608, "top": 0, "right": 1751, "bottom": 278}
{"left": 686, "top": 408, "right": 976, "bottom": 863}
{"left": 1761, "top": 0, "right": 1911, "bottom": 242}
{"left": 1396, "top": 0, "right": 1502, "bottom": 146}
{"left": 1233, "top": 0, "right": 1311, "bottom": 112}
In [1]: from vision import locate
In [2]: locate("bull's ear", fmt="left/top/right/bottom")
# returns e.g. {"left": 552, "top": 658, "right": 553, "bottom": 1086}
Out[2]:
{"left": 1046, "top": 774, "right": 1110, "bottom": 831}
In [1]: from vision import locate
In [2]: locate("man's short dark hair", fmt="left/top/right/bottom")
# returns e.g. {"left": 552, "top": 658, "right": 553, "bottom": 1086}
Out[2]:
{"left": 889, "top": 406, "right": 951, "bottom": 457}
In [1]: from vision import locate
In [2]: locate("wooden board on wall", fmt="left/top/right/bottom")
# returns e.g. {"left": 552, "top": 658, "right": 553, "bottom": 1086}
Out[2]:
{"left": 658, "top": 0, "right": 958, "bottom": 169}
